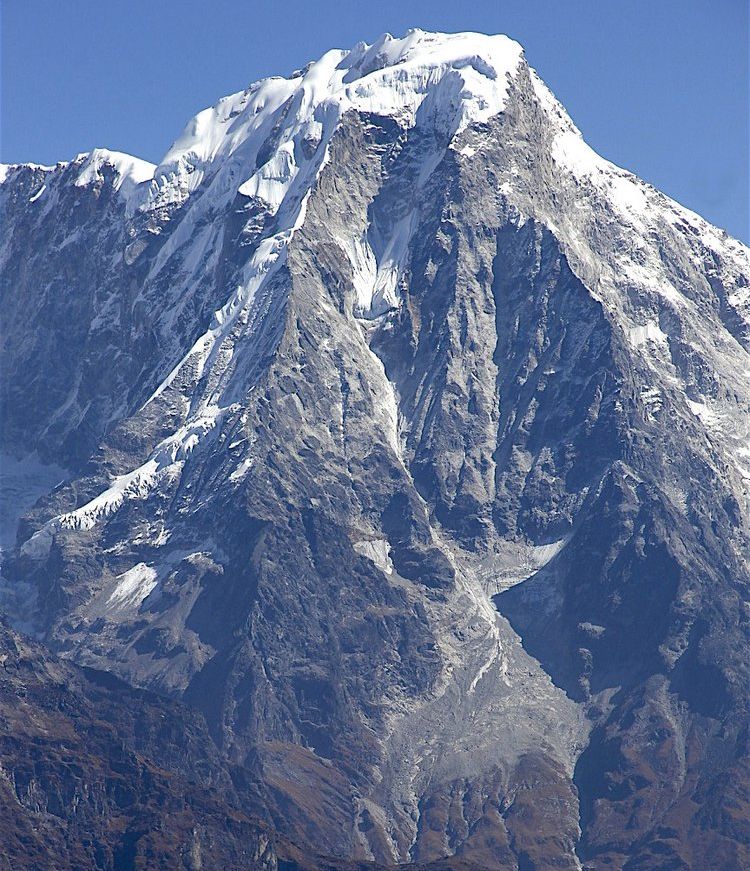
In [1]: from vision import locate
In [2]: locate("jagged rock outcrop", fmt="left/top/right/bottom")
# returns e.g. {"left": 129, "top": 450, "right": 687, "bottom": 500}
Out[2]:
{"left": 2, "top": 29, "right": 749, "bottom": 870}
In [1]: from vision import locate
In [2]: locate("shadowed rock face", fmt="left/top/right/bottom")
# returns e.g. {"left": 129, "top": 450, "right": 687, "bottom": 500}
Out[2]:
{"left": 0, "top": 619, "right": 283, "bottom": 870}
{"left": 2, "top": 30, "right": 750, "bottom": 871}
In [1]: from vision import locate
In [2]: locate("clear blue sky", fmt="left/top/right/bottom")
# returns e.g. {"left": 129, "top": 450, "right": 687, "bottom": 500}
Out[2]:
{"left": 2, "top": 0, "right": 748, "bottom": 242}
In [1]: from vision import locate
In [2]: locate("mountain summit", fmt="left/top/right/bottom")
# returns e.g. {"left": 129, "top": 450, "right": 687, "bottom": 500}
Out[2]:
{"left": 2, "top": 31, "right": 749, "bottom": 870}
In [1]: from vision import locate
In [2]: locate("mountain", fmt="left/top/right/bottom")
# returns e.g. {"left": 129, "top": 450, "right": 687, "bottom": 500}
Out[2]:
{"left": 2, "top": 29, "right": 750, "bottom": 870}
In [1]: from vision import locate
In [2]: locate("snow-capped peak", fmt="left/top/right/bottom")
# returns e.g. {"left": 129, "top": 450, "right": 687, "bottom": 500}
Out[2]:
{"left": 73, "top": 148, "right": 156, "bottom": 199}
{"left": 145, "top": 31, "right": 524, "bottom": 214}
{"left": 341, "top": 28, "right": 520, "bottom": 85}
{"left": 0, "top": 150, "right": 156, "bottom": 215}
{"left": 4, "top": 32, "right": 525, "bottom": 224}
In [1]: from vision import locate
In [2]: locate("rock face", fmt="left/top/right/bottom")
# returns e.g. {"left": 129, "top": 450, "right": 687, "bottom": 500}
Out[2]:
{"left": 0, "top": 618, "right": 284, "bottom": 870}
{"left": 2, "top": 29, "right": 750, "bottom": 870}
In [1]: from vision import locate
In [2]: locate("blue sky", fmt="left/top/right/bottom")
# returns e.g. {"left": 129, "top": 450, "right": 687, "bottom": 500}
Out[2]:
{"left": 2, "top": 0, "right": 748, "bottom": 241}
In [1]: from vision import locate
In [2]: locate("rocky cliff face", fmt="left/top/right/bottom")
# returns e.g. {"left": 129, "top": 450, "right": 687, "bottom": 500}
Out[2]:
{"left": 2, "top": 30, "right": 749, "bottom": 870}
{"left": 0, "top": 619, "right": 282, "bottom": 870}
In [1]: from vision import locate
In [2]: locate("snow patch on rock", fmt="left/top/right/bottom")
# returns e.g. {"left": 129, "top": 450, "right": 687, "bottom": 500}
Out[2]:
{"left": 108, "top": 563, "right": 158, "bottom": 610}
{"left": 354, "top": 538, "right": 394, "bottom": 575}
{"left": 629, "top": 321, "right": 669, "bottom": 348}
